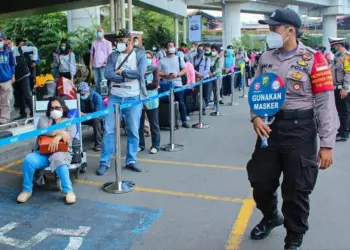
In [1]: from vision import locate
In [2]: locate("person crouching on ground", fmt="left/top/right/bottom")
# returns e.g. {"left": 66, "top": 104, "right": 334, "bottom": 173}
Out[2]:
{"left": 97, "top": 28, "right": 147, "bottom": 175}
{"left": 17, "top": 97, "right": 77, "bottom": 204}
{"left": 78, "top": 82, "right": 104, "bottom": 152}
{"left": 138, "top": 51, "right": 161, "bottom": 154}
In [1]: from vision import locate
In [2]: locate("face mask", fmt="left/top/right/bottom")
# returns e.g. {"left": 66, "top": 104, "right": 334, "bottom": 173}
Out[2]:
{"left": 205, "top": 51, "right": 211, "bottom": 56}
{"left": 50, "top": 110, "right": 63, "bottom": 120}
{"left": 211, "top": 52, "right": 217, "bottom": 56}
{"left": 147, "top": 58, "right": 152, "bottom": 66}
{"left": 152, "top": 47, "right": 156, "bottom": 51}
{"left": 117, "top": 43, "right": 127, "bottom": 52}
{"left": 81, "top": 95, "right": 89, "bottom": 101}
{"left": 197, "top": 49, "right": 203, "bottom": 55}
{"left": 60, "top": 46, "right": 66, "bottom": 52}
{"left": 134, "top": 40, "right": 139, "bottom": 46}
{"left": 167, "top": 47, "right": 176, "bottom": 54}
{"left": 266, "top": 31, "right": 289, "bottom": 49}
{"left": 0, "top": 42, "right": 4, "bottom": 48}
{"left": 97, "top": 32, "right": 103, "bottom": 38}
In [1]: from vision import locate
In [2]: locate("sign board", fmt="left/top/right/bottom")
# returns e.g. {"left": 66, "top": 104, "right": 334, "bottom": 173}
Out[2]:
{"left": 248, "top": 72, "right": 286, "bottom": 117}
{"left": 188, "top": 15, "right": 202, "bottom": 42}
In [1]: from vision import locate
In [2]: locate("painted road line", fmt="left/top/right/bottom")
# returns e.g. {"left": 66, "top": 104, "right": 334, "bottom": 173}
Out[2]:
{"left": 75, "top": 179, "right": 244, "bottom": 203}
{"left": 1, "top": 170, "right": 244, "bottom": 203}
{"left": 0, "top": 160, "right": 23, "bottom": 171}
{"left": 87, "top": 153, "right": 246, "bottom": 171}
{"left": 226, "top": 199, "right": 255, "bottom": 250}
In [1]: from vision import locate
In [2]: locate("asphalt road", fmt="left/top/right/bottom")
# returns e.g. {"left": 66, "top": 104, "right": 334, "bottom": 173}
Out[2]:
{"left": 0, "top": 93, "right": 349, "bottom": 250}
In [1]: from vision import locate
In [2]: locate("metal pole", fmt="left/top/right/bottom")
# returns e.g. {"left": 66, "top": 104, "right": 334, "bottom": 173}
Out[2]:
{"left": 174, "top": 17, "right": 179, "bottom": 48}
{"left": 121, "top": 0, "right": 126, "bottom": 29}
{"left": 183, "top": 17, "right": 187, "bottom": 44}
{"left": 210, "top": 77, "right": 224, "bottom": 116}
{"left": 226, "top": 73, "right": 239, "bottom": 106}
{"left": 110, "top": 0, "right": 115, "bottom": 32}
{"left": 161, "top": 86, "right": 184, "bottom": 152}
{"left": 239, "top": 67, "right": 246, "bottom": 98}
{"left": 127, "top": 0, "right": 133, "bottom": 31}
{"left": 103, "top": 104, "right": 135, "bottom": 194}
{"left": 192, "top": 80, "right": 210, "bottom": 129}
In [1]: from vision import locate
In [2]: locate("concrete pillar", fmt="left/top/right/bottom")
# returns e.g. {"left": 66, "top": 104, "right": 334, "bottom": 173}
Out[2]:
{"left": 67, "top": 10, "right": 73, "bottom": 33}
{"left": 67, "top": 7, "right": 100, "bottom": 33}
{"left": 322, "top": 15, "right": 337, "bottom": 51}
{"left": 128, "top": 0, "right": 133, "bottom": 31}
{"left": 115, "top": 0, "right": 121, "bottom": 30}
{"left": 225, "top": 2, "right": 241, "bottom": 47}
{"left": 183, "top": 17, "right": 187, "bottom": 44}
{"left": 121, "top": 0, "right": 126, "bottom": 29}
{"left": 110, "top": 0, "right": 115, "bottom": 32}
{"left": 174, "top": 17, "right": 179, "bottom": 48}
{"left": 222, "top": 3, "right": 226, "bottom": 48}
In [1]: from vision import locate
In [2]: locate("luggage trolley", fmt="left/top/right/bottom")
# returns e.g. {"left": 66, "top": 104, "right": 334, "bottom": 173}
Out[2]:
{"left": 33, "top": 94, "right": 87, "bottom": 191}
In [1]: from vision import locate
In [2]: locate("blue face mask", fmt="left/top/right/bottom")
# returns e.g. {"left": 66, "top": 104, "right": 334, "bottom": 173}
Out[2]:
{"left": 197, "top": 49, "right": 203, "bottom": 55}
{"left": 97, "top": 32, "right": 103, "bottom": 39}
{"left": 81, "top": 95, "right": 89, "bottom": 100}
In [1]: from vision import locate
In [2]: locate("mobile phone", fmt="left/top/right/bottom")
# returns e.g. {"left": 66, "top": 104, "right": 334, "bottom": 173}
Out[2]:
{"left": 169, "top": 73, "right": 174, "bottom": 75}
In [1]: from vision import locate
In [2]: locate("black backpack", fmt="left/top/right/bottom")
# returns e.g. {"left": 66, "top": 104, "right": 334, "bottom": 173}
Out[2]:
{"left": 178, "top": 57, "right": 188, "bottom": 86}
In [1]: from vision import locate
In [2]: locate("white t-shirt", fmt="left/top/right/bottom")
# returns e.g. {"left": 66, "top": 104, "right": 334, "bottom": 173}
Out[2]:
{"left": 158, "top": 56, "right": 186, "bottom": 87}
{"left": 110, "top": 51, "right": 140, "bottom": 97}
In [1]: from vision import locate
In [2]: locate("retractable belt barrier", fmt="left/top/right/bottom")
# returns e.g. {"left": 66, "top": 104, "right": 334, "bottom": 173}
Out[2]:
{"left": 0, "top": 70, "right": 242, "bottom": 194}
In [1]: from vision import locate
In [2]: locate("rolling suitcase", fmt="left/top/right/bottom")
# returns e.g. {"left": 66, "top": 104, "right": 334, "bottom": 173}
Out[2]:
{"left": 159, "top": 100, "right": 179, "bottom": 130}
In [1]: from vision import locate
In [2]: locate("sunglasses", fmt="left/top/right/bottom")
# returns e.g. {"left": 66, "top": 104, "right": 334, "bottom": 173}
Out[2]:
{"left": 50, "top": 106, "right": 62, "bottom": 111}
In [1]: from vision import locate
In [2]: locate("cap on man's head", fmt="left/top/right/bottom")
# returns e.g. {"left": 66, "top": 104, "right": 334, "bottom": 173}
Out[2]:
{"left": 258, "top": 8, "right": 302, "bottom": 29}
{"left": 0, "top": 33, "right": 7, "bottom": 40}
{"left": 78, "top": 82, "right": 90, "bottom": 95}
{"left": 227, "top": 45, "right": 233, "bottom": 49}
{"left": 329, "top": 37, "right": 345, "bottom": 46}
{"left": 116, "top": 28, "right": 131, "bottom": 38}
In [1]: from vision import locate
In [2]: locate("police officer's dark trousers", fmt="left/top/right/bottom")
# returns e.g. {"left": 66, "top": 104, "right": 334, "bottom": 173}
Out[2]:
{"left": 247, "top": 109, "right": 318, "bottom": 234}
{"left": 334, "top": 89, "right": 350, "bottom": 138}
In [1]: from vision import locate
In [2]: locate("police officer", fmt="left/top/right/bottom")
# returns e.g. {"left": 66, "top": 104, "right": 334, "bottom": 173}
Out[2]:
{"left": 329, "top": 37, "right": 350, "bottom": 141}
{"left": 247, "top": 8, "right": 338, "bottom": 250}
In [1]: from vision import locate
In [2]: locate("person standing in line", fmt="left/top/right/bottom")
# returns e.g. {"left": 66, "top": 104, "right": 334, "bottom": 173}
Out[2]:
{"left": 247, "top": 8, "right": 338, "bottom": 250}
{"left": 0, "top": 33, "right": 15, "bottom": 125}
{"left": 97, "top": 28, "right": 147, "bottom": 175}
{"left": 208, "top": 44, "right": 223, "bottom": 106}
{"left": 138, "top": 51, "right": 161, "bottom": 154}
{"left": 329, "top": 37, "right": 350, "bottom": 141}
{"left": 90, "top": 27, "right": 112, "bottom": 94}
{"left": 57, "top": 39, "right": 76, "bottom": 81}
{"left": 13, "top": 38, "right": 37, "bottom": 120}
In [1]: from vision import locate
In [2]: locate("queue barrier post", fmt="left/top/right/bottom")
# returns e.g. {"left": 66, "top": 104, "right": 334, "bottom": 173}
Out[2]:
{"left": 226, "top": 72, "right": 239, "bottom": 106}
{"left": 210, "top": 77, "right": 224, "bottom": 116}
{"left": 161, "top": 86, "right": 184, "bottom": 152}
{"left": 239, "top": 67, "right": 247, "bottom": 98}
{"left": 192, "top": 79, "right": 210, "bottom": 129}
{"left": 103, "top": 103, "right": 135, "bottom": 194}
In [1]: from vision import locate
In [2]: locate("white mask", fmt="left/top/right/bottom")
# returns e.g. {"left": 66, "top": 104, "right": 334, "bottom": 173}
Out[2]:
{"left": 0, "top": 42, "right": 4, "bottom": 48}
{"left": 134, "top": 41, "right": 139, "bottom": 46}
{"left": 266, "top": 31, "right": 288, "bottom": 49}
{"left": 211, "top": 52, "right": 217, "bottom": 56}
{"left": 50, "top": 110, "right": 63, "bottom": 120}
{"left": 117, "top": 43, "right": 127, "bottom": 52}
{"left": 168, "top": 47, "right": 176, "bottom": 54}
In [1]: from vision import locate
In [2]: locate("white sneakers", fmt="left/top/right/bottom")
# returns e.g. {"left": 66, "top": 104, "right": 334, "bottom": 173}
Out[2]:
{"left": 17, "top": 191, "right": 76, "bottom": 204}
{"left": 149, "top": 148, "right": 158, "bottom": 154}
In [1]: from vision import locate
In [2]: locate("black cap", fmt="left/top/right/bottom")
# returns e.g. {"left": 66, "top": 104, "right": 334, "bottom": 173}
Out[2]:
{"left": 116, "top": 28, "right": 131, "bottom": 38}
{"left": 258, "top": 8, "right": 301, "bottom": 29}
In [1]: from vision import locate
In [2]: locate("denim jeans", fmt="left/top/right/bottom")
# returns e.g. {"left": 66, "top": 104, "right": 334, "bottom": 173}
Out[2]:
{"left": 203, "top": 80, "right": 213, "bottom": 105}
{"left": 174, "top": 87, "right": 187, "bottom": 122}
{"left": 93, "top": 67, "right": 106, "bottom": 94}
{"left": 139, "top": 108, "right": 160, "bottom": 150}
{"left": 22, "top": 151, "right": 73, "bottom": 193}
{"left": 100, "top": 95, "right": 142, "bottom": 167}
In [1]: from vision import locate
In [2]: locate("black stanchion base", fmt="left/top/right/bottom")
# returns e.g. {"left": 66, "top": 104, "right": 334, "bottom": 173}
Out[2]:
{"left": 161, "top": 144, "right": 184, "bottom": 152}
{"left": 210, "top": 111, "right": 225, "bottom": 116}
{"left": 225, "top": 102, "right": 239, "bottom": 106}
{"left": 102, "top": 181, "right": 135, "bottom": 194}
{"left": 192, "top": 123, "right": 210, "bottom": 129}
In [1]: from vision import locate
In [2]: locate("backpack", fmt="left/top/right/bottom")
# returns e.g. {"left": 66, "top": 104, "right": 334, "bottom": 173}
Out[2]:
{"left": 193, "top": 57, "right": 208, "bottom": 72}
{"left": 210, "top": 57, "right": 220, "bottom": 73}
{"left": 178, "top": 57, "right": 188, "bottom": 86}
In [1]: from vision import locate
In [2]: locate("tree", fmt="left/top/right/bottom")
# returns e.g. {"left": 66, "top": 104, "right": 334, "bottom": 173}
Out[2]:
{"left": 0, "top": 13, "right": 68, "bottom": 74}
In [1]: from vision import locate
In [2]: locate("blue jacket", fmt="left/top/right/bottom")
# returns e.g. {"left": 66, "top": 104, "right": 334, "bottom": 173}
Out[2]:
{"left": 105, "top": 48, "right": 148, "bottom": 99}
{"left": 0, "top": 45, "right": 15, "bottom": 83}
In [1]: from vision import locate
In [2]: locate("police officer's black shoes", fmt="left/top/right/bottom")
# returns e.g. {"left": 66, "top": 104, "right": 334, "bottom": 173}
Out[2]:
{"left": 250, "top": 212, "right": 284, "bottom": 240}
{"left": 284, "top": 231, "right": 303, "bottom": 250}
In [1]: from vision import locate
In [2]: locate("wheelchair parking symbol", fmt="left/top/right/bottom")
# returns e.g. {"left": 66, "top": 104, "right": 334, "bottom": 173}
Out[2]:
{"left": 0, "top": 222, "right": 91, "bottom": 249}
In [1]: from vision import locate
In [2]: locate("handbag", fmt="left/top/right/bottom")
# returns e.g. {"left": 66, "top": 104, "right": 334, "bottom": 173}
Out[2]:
{"left": 38, "top": 135, "right": 69, "bottom": 155}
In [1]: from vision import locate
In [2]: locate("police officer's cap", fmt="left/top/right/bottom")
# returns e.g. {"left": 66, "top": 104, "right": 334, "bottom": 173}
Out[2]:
{"left": 329, "top": 37, "right": 345, "bottom": 46}
{"left": 116, "top": 28, "right": 131, "bottom": 38}
{"left": 258, "top": 8, "right": 302, "bottom": 29}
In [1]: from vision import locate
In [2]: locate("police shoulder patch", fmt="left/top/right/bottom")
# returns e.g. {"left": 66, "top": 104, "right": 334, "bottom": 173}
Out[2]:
{"left": 297, "top": 60, "right": 307, "bottom": 67}
{"left": 302, "top": 53, "right": 313, "bottom": 61}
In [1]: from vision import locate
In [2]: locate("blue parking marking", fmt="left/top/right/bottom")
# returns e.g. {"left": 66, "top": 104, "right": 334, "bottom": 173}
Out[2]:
{"left": 0, "top": 187, "right": 163, "bottom": 250}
